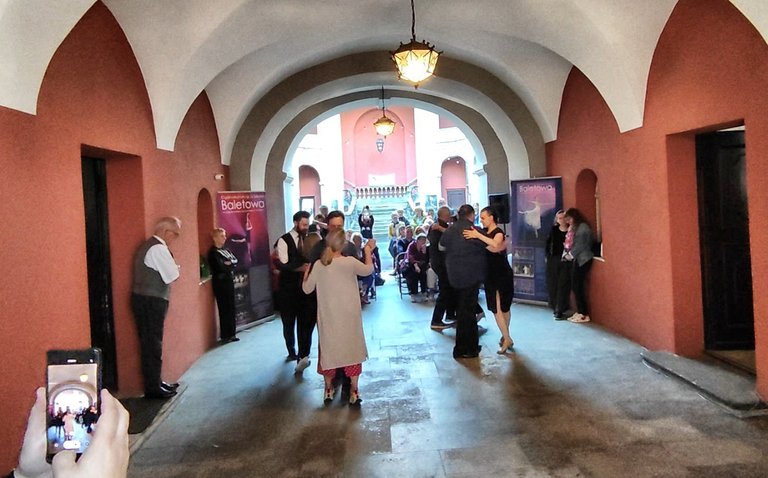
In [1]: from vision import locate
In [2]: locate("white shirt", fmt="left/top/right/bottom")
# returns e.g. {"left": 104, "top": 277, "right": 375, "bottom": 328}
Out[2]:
{"left": 144, "top": 235, "right": 180, "bottom": 284}
{"left": 276, "top": 229, "right": 302, "bottom": 264}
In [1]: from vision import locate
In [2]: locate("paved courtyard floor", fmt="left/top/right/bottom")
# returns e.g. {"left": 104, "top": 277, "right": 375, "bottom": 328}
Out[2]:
{"left": 128, "top": 281, "right": 768, "bottom": 477}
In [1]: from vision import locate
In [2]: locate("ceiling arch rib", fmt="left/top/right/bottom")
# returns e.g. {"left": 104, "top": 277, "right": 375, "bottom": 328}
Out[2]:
{"left": 249, "top": 74, "right": 530, "bottom": 190}
{"left": 0, "top": 0, "right": 96, "bottom": 114}
{"left": 284, "top": 97, "right": 490, "bottom": 176}
{"left": 261, "top": 89, "right": 514, "bottom": 242}
{"left": 225, "top": 52, "right": 543, "bottom": 193}
{"left": 100, "top": 0, "right": 671, "bottom": 154}
{"left": 207, "top": 35, "right": 571, "bottom": 168}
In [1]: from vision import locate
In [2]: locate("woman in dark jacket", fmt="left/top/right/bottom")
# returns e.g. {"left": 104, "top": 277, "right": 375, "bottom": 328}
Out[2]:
{"left": 563, "top": 208, "right": 595, "bottom": 323}
{"left": 208, "top": 228, "right": 240, "bottom": 343}
{"left": 545, "top": 210, "right": 571, "bottom": 319}
{"left": 358, "top": 206, "right": 374, "bottom": 239}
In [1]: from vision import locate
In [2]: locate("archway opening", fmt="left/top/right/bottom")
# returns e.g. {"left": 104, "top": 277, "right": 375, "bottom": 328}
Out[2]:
{"left": 575, "top": 168, "right": 601, "bottom": 257}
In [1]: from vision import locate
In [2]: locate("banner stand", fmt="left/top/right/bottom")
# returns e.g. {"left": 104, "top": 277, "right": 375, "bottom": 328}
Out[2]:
{"left": 509, "top": 177, "right": 563, "bottom": 304}
{"left": 216, "top": 191, "right": 274, "bottom": 327}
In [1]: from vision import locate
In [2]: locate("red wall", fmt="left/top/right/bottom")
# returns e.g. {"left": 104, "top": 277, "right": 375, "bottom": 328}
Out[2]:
{"left": 547, "top": 0, "right": 768, "bottom": 398}
{"left": 0, "top": 3, "right": 226, "bottom": 469}
{"left": 340, "top": 106, "right": 416, "bottom": 186}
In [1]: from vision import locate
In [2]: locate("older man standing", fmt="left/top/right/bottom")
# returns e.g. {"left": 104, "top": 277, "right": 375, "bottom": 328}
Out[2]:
{"left": 439, "top": 205, "right": 488, "bottom": 358}
{"left": 131, "top": 216, "right": 182, "bottom": 399}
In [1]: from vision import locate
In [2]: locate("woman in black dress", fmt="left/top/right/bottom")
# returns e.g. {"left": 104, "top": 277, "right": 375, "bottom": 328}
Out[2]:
{"left": 545, "top": 210, "right": 571, "bottom": 319}
{"left": 463, "top": 206, "right": 515, "bottom": 354}
{"left": 208, "top": 228, "right": 240, "bottom": 343}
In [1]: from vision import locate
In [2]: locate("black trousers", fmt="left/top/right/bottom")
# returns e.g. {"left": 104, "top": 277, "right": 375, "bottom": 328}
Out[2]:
{"left": 572, "top": 260, "right": 592, "bottom": 315}
{"left": 431, "top": 268, "right": 456, "bottom": 324}
{"left": 405, "top": 267, "right": 427, "bottom": 295}
{"left": 212, "top": 278, "right": 236, "bottom": 340}
{"left": 555, "top": 260, "right": 573, "bottom": 314}
{"left": 279, "top": 288, "right": 306, "bottom": 356}
{"left": 454, "top": 285, "right": 481, "bottom": 356}
{"left": 298, "top": 293, "right": 318, "bottom": 359}
{"left": 545, "top": 256, "right": 559, "bottom": 310}
{"left": 131, "top": 293, "right": 169, "bottom": 393}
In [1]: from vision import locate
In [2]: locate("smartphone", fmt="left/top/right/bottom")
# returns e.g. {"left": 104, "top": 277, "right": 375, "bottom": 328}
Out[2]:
{"left": 46, "top": 348, "right": 102, "bottom": 463}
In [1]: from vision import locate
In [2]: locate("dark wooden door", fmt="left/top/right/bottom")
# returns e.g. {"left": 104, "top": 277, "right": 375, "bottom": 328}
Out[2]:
{"left": 82, "top": 157, "right": 118, "bottom": 389}
{"left": 696, "top": 131, "right": 755, "bottom": 350}
{"left": 446, "top": 188, "right": 466, "bottom": 210}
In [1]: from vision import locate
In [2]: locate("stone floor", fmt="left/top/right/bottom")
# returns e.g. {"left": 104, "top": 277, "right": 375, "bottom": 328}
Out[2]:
{"left": 128, "top": 281, "right": 768, "bottom": 477}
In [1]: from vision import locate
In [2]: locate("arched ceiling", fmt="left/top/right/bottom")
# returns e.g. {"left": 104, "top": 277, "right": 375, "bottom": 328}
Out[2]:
{"left": 2, "top": 0, "right": 767, "bottom": 166}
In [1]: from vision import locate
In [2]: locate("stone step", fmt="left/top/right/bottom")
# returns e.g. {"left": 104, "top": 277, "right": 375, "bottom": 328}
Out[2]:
{"left": 641, "top": 350, "right": 768, "bottom": 416}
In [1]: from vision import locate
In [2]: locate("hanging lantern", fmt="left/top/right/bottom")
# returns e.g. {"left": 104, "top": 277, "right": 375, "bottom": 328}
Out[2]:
{"left": 391, "top": 0, "right": 441, "bottom": 87}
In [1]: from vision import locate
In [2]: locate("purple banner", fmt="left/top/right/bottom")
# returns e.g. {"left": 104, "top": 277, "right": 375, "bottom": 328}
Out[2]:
{"left": 509, "top": 178, "right": 563, "bottom": 303}
{"left": 216, "top": 191, "right": 273, "bottom": 326}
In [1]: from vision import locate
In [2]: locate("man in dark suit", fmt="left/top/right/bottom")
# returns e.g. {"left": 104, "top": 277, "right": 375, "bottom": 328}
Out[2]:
{"left": 428, "top": 206, "right": 455, "bottom": 330}
{"left": 439, "top": 205, "right": 488, "bottom": 358}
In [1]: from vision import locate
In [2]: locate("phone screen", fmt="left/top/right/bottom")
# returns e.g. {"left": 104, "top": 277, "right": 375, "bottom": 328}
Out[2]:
{"left": 46, "top": 350, "right": 101, "bottom": 459}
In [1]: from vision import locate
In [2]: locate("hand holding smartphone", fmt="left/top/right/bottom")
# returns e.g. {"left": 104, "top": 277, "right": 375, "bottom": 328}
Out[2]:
{"left": 45, "top": 348, "right": 102, "bottom": 463}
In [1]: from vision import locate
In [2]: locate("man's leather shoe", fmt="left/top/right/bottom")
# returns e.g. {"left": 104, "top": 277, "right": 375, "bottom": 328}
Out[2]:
{"left": 162, "top": 381, "right": 180, "bottom": 390}
{"left": 145, "top": 389, "right": 176, "bottom": 399}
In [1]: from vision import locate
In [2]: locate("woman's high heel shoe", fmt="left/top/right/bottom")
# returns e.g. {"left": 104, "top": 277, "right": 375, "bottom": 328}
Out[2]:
{"left": 324, "top": 388, "right": 335, "bottom": 403}
{"left": 497, "top": 338, "right": 514, "bottom": 354}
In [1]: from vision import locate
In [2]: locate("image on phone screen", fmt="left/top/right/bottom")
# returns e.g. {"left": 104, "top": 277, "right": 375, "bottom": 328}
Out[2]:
{"left": 46, "top": 360, "right": 100, "bottom": 456}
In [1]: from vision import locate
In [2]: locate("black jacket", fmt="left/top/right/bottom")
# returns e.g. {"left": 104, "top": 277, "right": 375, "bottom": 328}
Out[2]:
{"left": 439, "top": 218, "right": 487, "bottom": 289}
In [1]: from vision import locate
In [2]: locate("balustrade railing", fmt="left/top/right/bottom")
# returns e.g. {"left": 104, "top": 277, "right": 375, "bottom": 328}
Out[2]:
{"left": 354, "top": 185, "right": 410, "bottom": 199}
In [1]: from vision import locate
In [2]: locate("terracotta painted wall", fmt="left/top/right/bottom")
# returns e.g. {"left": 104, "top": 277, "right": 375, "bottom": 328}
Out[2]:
{"left": 0, "top": 3, "right": 226, "bottom": 470}
{"left": 340, "top": 106, "right": 416, "bottom": 187}
{"left": 547, "top": 0, "right": 768, "bottom": 398}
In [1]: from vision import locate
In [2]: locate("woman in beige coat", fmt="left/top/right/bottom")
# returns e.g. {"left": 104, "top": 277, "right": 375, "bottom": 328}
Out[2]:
{"left": 303, "top": 229, "right": 375, "bottom": 405}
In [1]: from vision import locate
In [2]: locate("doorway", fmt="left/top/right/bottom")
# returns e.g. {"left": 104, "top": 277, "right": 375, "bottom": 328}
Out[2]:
{"left": 446, "top": 189, "right": 466, "bottom": 210}
{"left": 695, "top": 131, "right": 755, "bottom": 366}
{"left": 81, "top": 157, "right": 118, "bottom": 389}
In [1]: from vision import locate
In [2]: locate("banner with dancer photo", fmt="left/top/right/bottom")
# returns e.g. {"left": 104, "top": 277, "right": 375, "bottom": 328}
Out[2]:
{"left": 216, "top": 191, "right": 273, "bottom": 326}
{"left": 509, "top": 177, "right": 563, "bottom": 303}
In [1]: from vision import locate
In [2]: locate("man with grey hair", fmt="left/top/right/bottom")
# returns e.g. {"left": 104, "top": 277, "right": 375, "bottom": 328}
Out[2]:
{"left": 131, "top": 216, "right": 182, "bottom": 399}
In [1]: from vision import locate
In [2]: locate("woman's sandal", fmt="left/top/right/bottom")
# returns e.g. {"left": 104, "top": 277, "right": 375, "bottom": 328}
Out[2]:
{"left": 324, "top": 388, "right": 335, "bottom": 403}
{"left": 348, "top": 390, "right": 362, "bottom": 406}
{"left": 497, "top": 338, "right": 514, "bottom": 354}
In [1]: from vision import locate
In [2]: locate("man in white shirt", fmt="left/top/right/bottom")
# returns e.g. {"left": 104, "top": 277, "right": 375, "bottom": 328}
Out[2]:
{"left": 276, "top": 211, "right": 310, "bottom": 366}
{"left": 131, "top": 217, "right": 182, "bottom": 399}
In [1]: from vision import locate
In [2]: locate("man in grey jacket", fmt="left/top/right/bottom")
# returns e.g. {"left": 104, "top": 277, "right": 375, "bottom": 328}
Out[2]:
{"left": 131, "top": 217, "right": 182, "bottom": 399}
{"left": 439, "top": 204, "right": 488, "bottom": 358}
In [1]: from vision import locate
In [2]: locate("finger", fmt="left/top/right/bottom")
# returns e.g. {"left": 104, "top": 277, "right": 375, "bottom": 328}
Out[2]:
{"left": 18, "top": 388, "right": 48, "bottom": 470}
{"left": 103, "top": 390, "right": 130, "bottom": 440}
{"left": 24, "top": 387, "right": 46, "bottom": 441}
{"left": 51, "top": 450, "right": 77, "bottom": 474}
{"left": 96, "top": 389, "right": 121, "bottom": 441}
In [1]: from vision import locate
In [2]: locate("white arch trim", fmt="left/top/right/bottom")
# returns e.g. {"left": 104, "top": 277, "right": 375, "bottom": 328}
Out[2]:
{"left": 250, "top": 73, "right": 529, "bottom": 189}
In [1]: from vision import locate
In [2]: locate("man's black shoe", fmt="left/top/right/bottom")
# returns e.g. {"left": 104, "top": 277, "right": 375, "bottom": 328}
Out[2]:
{"left": 453, "top": 346, "right": 482, "bottom": 359}
{"left": 145, "top": 389, "right": 177, "bottom": 399}
{"left": 161, "top": 381, "right": 179, "bottom": 390}
{"left": 430, "top": 321, "right": 452, "bottom": 330}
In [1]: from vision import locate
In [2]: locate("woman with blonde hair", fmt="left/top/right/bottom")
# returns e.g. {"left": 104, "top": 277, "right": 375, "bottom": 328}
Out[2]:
{"left": 303, "top": 229, "right": 376, "bottom": 405}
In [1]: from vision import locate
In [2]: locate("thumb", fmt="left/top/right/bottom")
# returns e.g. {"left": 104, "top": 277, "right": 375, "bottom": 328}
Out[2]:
{"left": 51, "top": 450, "right": 77, "bottom": 476}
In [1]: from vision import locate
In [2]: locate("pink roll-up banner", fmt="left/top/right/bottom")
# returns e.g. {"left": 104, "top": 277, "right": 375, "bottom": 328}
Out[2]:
{"left": 216, "top": 191, "right": 274, "bottom": 326}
